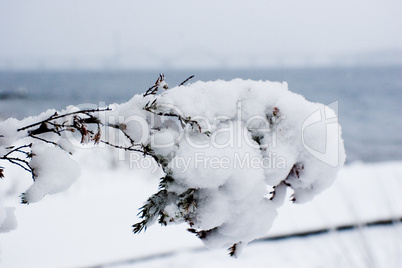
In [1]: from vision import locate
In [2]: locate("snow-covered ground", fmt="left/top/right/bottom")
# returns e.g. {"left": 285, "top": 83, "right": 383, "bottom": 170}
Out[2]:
{"left": 0, "top": 148, "right": 401, "bottom": 267}
{"left": 111, "top": 224, "right": 402, "bottom": 268}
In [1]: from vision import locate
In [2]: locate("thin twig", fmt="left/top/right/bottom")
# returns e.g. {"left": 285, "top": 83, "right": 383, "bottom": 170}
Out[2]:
{"left": 2, "top": 144, "right": 32, "bottom": 158}
{"left": 143, "top": 85, "right": 159, "bottom": 97}
{"left": 29, "top": 134, "right": 59, "bottom": 146}
{"left": 0, "top": 155, "right": 32, "bottom": 174}
{"left": 105, "top": 123, "right": 140, "bottom": 146}
{"left": 143, "top": 74, "right": 165, "bottom": 97}
{"left": 145, "top": 109, "right": 201, "bottom": 132}
{"left": 17, "top": 108, "right": 111, "bottom": 132}
{"left": 100, "top": 140, "right": 161, "bottom": 165}
{"left": 6, "top": 158, "right": 32, "bottom": 173}
{"left": 100, "top": 140, "right": 144, "bottom": 153}
{"left": 178, "top": 75, "right": 194, "bottom": 86}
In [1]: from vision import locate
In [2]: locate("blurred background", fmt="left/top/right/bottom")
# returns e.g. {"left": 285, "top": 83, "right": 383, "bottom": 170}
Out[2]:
{"left": 0, "top": 1, "right": 401, "bottom": 267}
{"left": 1, "top": 0, "right": 401, "bottom": 69}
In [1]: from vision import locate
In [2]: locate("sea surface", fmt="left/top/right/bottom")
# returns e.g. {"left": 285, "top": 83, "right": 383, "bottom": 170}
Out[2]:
{"left": 0, "top": 66, "right": 401, "bottom": 163}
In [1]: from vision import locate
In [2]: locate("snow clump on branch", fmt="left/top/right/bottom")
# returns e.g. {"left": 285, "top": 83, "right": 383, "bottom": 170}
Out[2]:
{"left": 126, "top": 78, "right": 346, "bottom": 256}
{"left": 0, "top": 75, "right": 345, "bottom": 257}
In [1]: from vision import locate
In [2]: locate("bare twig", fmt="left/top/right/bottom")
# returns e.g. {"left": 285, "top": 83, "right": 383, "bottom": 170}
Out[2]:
{"left": 2, "top": 144, "right": 32, "bottom": 158}
{"left": 100, "top": 140, "right": 144, "bottom": 154}
{"left": 4, "top": 158, "right": 32, "bottom": 173}
{"left": 100, "top": 140, "right": 163, "bottom": 165}
{"left": 28, "top": 135, "right": 59, "bottom": 146}
{"left": 0, "top": 144, "right": 34, "bottom": 178}
{"left": 143, "top": 73, "right": 167, "bottom": 97}
{"left": 105, "top": 123, "right": 139, "bottom": 146}
{"left": 17, "top": 108, "right": 111, "bottom": 132}
{"left": 178, "top": 75, "right": 194, "bottom": 86}
{"left": 144, "top": 105, "right": 202, "bottom": 132}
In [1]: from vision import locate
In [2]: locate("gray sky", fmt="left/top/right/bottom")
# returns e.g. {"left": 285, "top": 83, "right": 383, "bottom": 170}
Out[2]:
{"left": 1, "top": 0, "right": 401, "bottom": 69}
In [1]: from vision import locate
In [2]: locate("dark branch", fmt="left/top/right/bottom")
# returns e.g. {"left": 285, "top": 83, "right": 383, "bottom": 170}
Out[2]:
{"left": 178, "top": 75, "right": 194, "bottom": 86}
{"left": 2, "top": 144, "right": 32, "bottom": 158}
{"left": 17, "top": 108, "right": 111, "bottom": 132}
{"left": 5, "top": 158, "right": 32, "bottom": 173}
{"left": 144, "top": 106, "right": 202, "bottom": 133}
{"left": 29, "top": 134, "right": 59, "bottom": 146}
{"left": 100, "top": 140, "right": 144, "bottom": 154}
{"left": 143, "top": 73, "right": 167, "bottom": 97}
{"left": 105, "top": 123, "right": 139, "bottom": 146}
{"left": 0, "top": 143, "right": 34, "bottom": 179}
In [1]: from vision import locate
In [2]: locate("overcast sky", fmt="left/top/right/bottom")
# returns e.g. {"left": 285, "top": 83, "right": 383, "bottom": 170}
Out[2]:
{"left": 1, "top": 0, "right": 401, "bottom": 69}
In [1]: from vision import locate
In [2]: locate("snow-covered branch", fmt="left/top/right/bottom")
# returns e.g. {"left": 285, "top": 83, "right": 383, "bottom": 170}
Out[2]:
{"left": 0, "top": 74, "right": 345, "bottom": 257}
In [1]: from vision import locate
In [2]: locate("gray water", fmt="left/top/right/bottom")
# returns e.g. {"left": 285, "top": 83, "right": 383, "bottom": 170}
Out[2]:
{"left": 1, "top": 67, "right": 401, "bottom": 163}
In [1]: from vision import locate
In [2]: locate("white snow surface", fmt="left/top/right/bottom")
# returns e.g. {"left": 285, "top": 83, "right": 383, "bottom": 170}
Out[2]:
{"left": 0, "top": 158, "right": 401, "bottom": 268}
{"left": 113, "top": 225, "right": 402, "bottom": 268}
{"left": 0, "top": 204, "right": 16, "bottom": 233}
